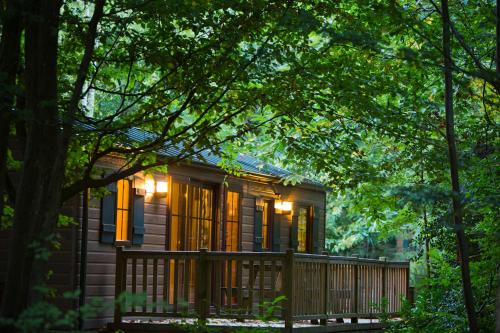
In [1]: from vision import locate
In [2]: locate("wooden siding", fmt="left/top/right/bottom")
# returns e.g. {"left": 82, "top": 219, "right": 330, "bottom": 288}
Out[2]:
{"left": 78, "top": 164, "right": 326, "bottom": 328}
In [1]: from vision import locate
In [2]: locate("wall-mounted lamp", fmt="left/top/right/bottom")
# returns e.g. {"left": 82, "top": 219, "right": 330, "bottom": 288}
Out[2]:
{"left": 144, "top": 177, "right": 168, "bottom": 196}
{"left": 156, "top": 181, "right": 168, "bottom": 194}
{"left": 145, "top": 178, "right": 155, "bottom": 193}
{"left": 275, "top": 200, "right": 292, "bottom": 214}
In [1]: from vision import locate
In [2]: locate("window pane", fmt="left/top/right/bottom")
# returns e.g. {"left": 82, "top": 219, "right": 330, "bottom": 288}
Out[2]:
{"left": 115, "top": 179, "right": 130, "bottom": 241}
{"left": 171, "top": 182, "right": 214, "bottom": 251}
{"left": 120, "top": 211, "right": 128, "bottom": 241}
{"left": 171, "top": 216, "right": 179, "bottom": 250}
{"left": 122, "top": 181, "right": 129, "bottom": 209}
{"left": 171, "top": 183, "right": 179, "bottom": 215}
{"left": 262, "top": 201, "right": 269, "bottom": 250}
{"left": 225, "top": 191, "right": 239, "bottom": 252}
{"left": 298, "top": 207, "right": 308, "bottom": 252}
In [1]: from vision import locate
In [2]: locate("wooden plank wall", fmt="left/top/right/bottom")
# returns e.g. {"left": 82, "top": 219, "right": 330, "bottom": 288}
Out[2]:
{"left": 80, "top": 185, "right": 168, "bottom": 328}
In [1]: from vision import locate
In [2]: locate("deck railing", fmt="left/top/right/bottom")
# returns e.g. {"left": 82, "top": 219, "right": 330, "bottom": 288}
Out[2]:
{"left": 114, "top": 248, "right": 409, "bottom": 328}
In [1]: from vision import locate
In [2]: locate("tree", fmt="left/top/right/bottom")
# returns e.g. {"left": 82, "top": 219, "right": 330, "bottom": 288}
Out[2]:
{"left": 0, "top": 0, "right": 351, "bottom": 320}
{"left": 441, "top": 0, "right": 478, "bottom": 331}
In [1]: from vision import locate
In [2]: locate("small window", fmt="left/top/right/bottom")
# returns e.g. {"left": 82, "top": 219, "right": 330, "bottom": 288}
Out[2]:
{"left": 225, "top": 191, "right": 239, "bottom": 252}
{"left": 115, "top": 179, "right": 132, "bottom": 241}
{"left": 297, "top": 207, "right": 310, "bottom": 252}
{"left": 262, "top": 200, "right": 273, "bottom": 250}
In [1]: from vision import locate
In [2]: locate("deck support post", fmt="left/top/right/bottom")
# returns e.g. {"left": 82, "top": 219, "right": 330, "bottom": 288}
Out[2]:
{"left": 351, "top": 257, "right": 358, "bottom": 324}
{"left": 114, "top": 246, "right": 125, "bottom": 325}
{"left": 284, "top": 249, "right": 295, "bottom": 332}
{"left": 196, "top": 248, "right": 209, "bottom": 320}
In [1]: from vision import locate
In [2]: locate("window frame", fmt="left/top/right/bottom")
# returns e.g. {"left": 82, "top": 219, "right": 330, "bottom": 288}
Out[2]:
{"left": 261, "top": 198, "right": 274, "bottom": 251}
{"left": 223, "top": 188, "right": 242, "bottom": 252}
{"left": 296, "top": 204, "right": 313, "bottom": 253}
{"left": 166, "top": 175, "right": 220, "bottom": 251}
{"left": 114, "top": 178, "right": 133, "bottom": 246}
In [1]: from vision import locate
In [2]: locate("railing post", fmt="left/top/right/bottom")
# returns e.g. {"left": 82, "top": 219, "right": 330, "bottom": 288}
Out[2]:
{"left": 114, "top": 246, "right": 124, "bottom": 324}
{"left": 196, "top": 248, "right": 209, "bottom": 320}
{"left": 380, "top": 257, "right": 387, "bottom": 313}
{"left": 351, "top": 257, "right": 358, "bottom": 324}
{"left": 406, "top": 261, "right": 411, "bottom": 303}
{"left": 321, "top": 251, "right": 329, "bottom": 325}
{"left": 284, "top": 249, "right": 295, "bottom": 332}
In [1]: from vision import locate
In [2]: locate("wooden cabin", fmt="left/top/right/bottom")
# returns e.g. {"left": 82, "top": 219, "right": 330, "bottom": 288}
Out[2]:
{"left": 0, "top": 141, "right": 409, "bottom": 332}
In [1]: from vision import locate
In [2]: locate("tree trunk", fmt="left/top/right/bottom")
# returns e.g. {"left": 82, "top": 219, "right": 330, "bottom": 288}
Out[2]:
{"left": 423, "top": 206, "right": 431, "bottom": 280}
{"left": 495, "top": 3, "right": 499, "bottom": 330}
{"left": 0, "top": 0, "right": 64, "bottom": 319}
{"left": 496, "top": 266, "right": 500, "bottom": 333}
{"left": 441, "top": 1, "right": 478, "bottom": 332}
{"left": 0, "top": 0, "right": 23, "bottom": 219}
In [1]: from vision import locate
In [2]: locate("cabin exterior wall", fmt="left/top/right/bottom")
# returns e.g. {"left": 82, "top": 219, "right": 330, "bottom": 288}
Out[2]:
{"left": 0, "top": 158, "right": 326, "bottom": 330}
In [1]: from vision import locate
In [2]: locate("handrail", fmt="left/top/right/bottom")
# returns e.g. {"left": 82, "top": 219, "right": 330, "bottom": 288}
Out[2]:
{"left": 113, "top": 247, "right": 410, "bottom": 329}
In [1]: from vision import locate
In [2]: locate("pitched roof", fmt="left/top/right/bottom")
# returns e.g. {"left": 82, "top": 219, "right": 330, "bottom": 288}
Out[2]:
{"left": 80, "top": 124, "right": 324, "bottom": 188}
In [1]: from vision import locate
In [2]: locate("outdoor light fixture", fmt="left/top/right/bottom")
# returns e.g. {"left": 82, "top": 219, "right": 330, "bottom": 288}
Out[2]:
{"left": 274, "top": 200, "right": 292, "bottom": 214}
{"left": 145, "top": 177, "right": 168, "bottom": 195}
{"left": 156, "top": 181, "right": 168, "bottom": 193}
{"left": 145, "top": 178, "right": 156, "bottom": 193}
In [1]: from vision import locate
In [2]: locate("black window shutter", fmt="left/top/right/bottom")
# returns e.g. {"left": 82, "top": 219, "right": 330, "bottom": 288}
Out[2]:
{"left": 272, "top": 213, "right": 281, "bottom": 252}
{"left": 132, "top": 188, "right": 145, "bottom": 245}
{"left": 254, "top": 204, "right": 263, "bottom": 252}
{"left": 312, "top": 206, "right": 321, "bottom": 254}
{"left": 290, "top": 213, "right": 298, "bottom": 251}
{"left": 100, "top": 182, "right": 117, "bottom": 244}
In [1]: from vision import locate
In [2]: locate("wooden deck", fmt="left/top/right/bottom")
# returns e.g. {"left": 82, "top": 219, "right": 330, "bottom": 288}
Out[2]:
{"left": 111, "top": 248, "right": 409, "bottom": 331}
{"left": 108, "top": 319, "right": 386, "bottom": 332}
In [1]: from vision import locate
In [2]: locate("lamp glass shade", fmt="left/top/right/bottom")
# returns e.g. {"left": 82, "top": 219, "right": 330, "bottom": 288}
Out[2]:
{"left": 156, "top": 181, "right": 168, "bottom": 193}
{"left": 145, "top": 178, "right": 155, "bottom": 193}
{"left": 275, "top": 200, "right": 292, "bottom": 214}
{"left": 281, "top": 201, "right": 292, "bottom": 211}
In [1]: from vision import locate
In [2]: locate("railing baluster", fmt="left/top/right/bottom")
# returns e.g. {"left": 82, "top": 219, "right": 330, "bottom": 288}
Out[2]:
{"left": 271, "top": 259, "right": 276, "bottom": 301}
{"left": 259, "top": 258, "right": 264, "bottom": 316}
{"left": 143, "top": 258, "right": 147, "bottom": 313}
{"left": 237, "top": 259, "right": 242, "bottom": 309}
{"left": 163, "top": 257, "right": 169, "bottom": 314}
{"left": 183, "top": 258, "right": 189, "bottom": 312}
{"left": 249, "top": 260, "right": 254, "bottom": 315}
{"left": 131, "top": 257, "right": 136, "bottom": 313}
{"left": 215, "top": 260, "right": 221, "bottom": 315}
{"left": 153, "top": 258, "right": 158, "bottom": 313}
{"left": 227, "top": 258, "right": 232, "bottom": 312}
{"left": 173, "top": 258, "right": 179, "bottom": 314}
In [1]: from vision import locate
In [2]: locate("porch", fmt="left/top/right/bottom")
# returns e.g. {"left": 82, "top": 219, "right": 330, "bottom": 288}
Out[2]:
{"left": 111, "top": 248, "right": 409, "bottom": 331}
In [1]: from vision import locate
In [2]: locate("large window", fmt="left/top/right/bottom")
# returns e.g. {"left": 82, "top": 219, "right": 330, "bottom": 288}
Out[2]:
{"left": 225, "top": 191, "right": 239, "bottom": 251}
{"left": 262, "top": 200, "right": 273, "bottom": 250}
{"left": 115, "top": 179, "right": 131, "bottom": 241}
{"left": 170, "top": 181, "right": 214, "bottom": 250}
{"left": 297, "top": 207, "right": 310, "bottom": 252}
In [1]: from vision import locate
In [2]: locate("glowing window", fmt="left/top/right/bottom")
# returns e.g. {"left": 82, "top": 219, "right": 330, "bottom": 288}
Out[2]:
{"left": 225, "top": 191, "right": 239, "bottom": 252}
{"left": 297, "top": 207, "right": 309, "bottom": 252}
{"left": 262, "top": 201, "right": 273, "bottom": 250}
{"left": 115, "top": 179, "right": 131, "bottom": 241}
